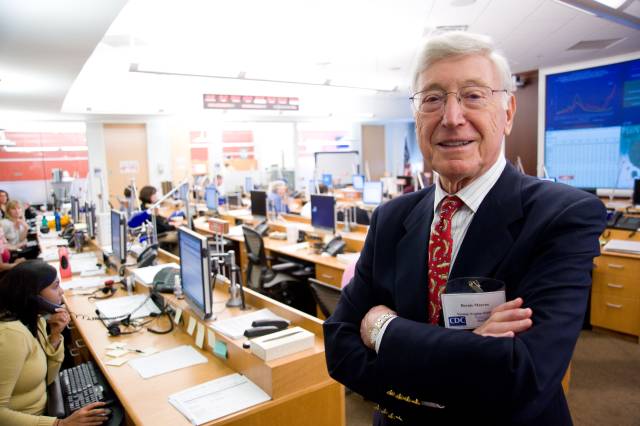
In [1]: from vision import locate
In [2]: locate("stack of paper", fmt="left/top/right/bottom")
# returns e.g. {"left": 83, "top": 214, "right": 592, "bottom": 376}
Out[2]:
{"left": 168, "top": 373, "right": 270, "bottom": 425}
{"left": 603, "top": 239, "right": 640, "bottom": 255}
{"left": 128, "top": 345, "right": 207, "bottom": 379}
{"left": 94, "top": 294, "right": 161, "bottom": 320}
{"left": 210, "top": 309, "right": 287, "bottom": 340}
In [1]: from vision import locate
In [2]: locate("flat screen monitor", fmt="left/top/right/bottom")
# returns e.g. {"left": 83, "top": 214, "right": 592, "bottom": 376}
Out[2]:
{"left": 70, "top": 196, "right": 80, "bottom": 223}
{"left": 250, "top": 190, "right": 267, "bottom": 218}
{"left": 110, "top": 209, "right": 126, "bottom": 264}
{"left": 205, "top": 185, "right": 218, "bottom": 211}
{"left": 322, "top": 173, "right": 333, "bottom": 188}
{"left": 363, "top": 181, "right": 383, "bottom": 205}
{"left": 352, "top": 175, "right": 365, "bottom": 191}
{"left": 540, "top": 55, "right": 640, "bottom": 190}
{"left": 178, "top": 227, "right": 212, "bottom": 320}
{"left": 311, "top": 194, "right": 335, "bottom": 233}
{"left": 227, "top": 193, "right": 242, "bottom": 209}
{"left": 244, "top": 177, "right": 254, "bottom": 193}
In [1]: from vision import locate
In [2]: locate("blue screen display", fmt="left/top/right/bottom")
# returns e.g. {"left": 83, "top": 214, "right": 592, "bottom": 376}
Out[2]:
{"left": 205, "top": 185, "right": 218, "bottom": 210}
{"left": 544, "top": 57, "right": 640, "bottom": 188}
{"left": 322, "top": 174, "right": 333, "bottom": 188}
{"left": 363, "top": 181, "right": 383, "bottom": 205}
{"left": 352, "top": 175, "right": 364, "bottom": 191}
{"left": 179, "top": 229, "right": 205, "bottom": 311}
{"left": 311, "top": 195, "right": 335, "bottom": 232}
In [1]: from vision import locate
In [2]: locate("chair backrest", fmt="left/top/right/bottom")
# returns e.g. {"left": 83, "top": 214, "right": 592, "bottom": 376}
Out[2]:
{"left": 242, "top": 225, "right": 267, "bottom": 289}
{"left": 309, "top": 278, "right": 342, "bottom": 318}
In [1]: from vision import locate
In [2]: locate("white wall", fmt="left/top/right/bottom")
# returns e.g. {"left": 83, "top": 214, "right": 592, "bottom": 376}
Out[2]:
{"left": 146, "top": 118, "right": 173, "bottom": 190}
{"left": 85, "top": 122, "right": 109, "bottom": 213}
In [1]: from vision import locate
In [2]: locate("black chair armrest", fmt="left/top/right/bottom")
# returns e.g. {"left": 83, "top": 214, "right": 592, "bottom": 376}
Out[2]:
{"left": 272, "top": 262, "right": 298, "bottom": 272}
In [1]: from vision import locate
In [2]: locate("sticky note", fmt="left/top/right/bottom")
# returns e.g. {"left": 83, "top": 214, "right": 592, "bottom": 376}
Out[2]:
{"left": 174, "top": 307, "right": 182, "bottom": 325}
{"left": 207, "top": 329, "right": 216, "bottom": 348}
{"left": 214, "top": 341, "right": 228, "bottom": 359}
{"left": 187, "top": 317, "right": 196, "bottom": 335}
{"left": 105, "top": 358, "right": 128, "bottom": 367}
{"left": 106, "top": 342, "right": 127, "bottom": 350}
{"left": 195, "top": 323, "right": 205, "bottom": 349}
{"left": 106, "top": 348, "right": 128, "bottom": 358}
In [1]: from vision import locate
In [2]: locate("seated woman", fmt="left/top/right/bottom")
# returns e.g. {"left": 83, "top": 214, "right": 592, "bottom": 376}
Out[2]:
{"left": 1, "top": 200, "right": 28, "bottom": 249}
{"left": 267, "top": 180, "right": 290, "bottom": 214}
{"left": 0, "top": 260, "right": 108, "bottom": 425}
{"left": 0, "top": 190, "right": 9, "bottom": 219}
{"left": 0, "top": 227, "right": 25, "bottom": 279}
{"left": 139, "top": 186, "right": 179, "bottom": 252}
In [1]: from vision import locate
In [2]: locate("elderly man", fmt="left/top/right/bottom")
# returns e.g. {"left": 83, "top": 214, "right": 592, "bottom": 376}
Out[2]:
{"left": 323, "top": 32, "right": 606, "bottom": 425}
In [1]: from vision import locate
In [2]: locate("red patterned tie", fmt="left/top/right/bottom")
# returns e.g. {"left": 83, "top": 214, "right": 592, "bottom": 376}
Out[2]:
{"left": 428, "top": 195, "right": 464, "bottom": 324}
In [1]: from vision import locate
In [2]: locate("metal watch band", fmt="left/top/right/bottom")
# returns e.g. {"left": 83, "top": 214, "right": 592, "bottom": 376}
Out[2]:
{"left": 369, "top": 312, "right": 396, "bottom": 347}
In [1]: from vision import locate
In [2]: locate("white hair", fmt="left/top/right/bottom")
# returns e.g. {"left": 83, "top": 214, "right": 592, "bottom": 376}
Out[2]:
{"left": 268, "top": 180, "right": 287, "bottom": 194}
{"left": 411, "top": 31, "right": 514, "bottom": 108}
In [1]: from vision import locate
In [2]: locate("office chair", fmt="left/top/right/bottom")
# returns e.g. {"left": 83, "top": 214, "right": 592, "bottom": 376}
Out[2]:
{"left": 337, "top": 208, "right": 370, "bottom": 225}
{"left": 241, "top": 225, "right": 316, "bottom": 314}
{"left": 308, "top": 278, "right": 342, "bottom": 318}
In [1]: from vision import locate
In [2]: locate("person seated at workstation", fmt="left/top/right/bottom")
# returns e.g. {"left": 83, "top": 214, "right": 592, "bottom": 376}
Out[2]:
{"left": 267, "top": 180, "right": 290, "bottom": 214}
{"left": 0, "top": 260, "right": 109, "bottom": 425}
{"left": 0, "top": 190, "right": 8, "bottom": 219}
{"left": 214, "top": 174, "right": 225, "bottom": 198}
{"left": 1, "top": 201, "right": 36, "bottom": 260}
{"left": 139, "top": 185, "right": 177, "bottom": 234}
{"left": 300, "top": 184, "right": 329, "bottom": 218}
{"left": 0, "top": 228, "right": 25, "bottom": 279}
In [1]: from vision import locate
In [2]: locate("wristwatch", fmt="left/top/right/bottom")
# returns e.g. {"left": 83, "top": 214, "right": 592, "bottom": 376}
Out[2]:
{"left": 369, "top": 312, "right": 396, "bottom": 347}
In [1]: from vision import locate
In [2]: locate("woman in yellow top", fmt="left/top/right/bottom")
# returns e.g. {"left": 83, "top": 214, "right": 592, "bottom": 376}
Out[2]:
{"left": 0, "top": 260, "right": 108, "bottom": 425}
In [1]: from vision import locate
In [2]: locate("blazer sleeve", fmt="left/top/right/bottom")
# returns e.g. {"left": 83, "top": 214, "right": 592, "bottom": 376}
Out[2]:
{"left": 324, "top": 194, "right": 606, "bottom": 421}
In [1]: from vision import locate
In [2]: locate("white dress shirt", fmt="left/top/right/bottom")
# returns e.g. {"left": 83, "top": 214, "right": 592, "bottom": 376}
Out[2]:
{"left": 374, "top": 155, "right": 507, "bottom": 352}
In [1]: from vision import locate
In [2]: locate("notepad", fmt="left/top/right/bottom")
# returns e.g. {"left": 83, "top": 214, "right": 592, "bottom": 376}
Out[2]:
{"left": 128, "top": 345, "right": 207, "bottom": 379}
{"left": 210, "top": 308, "right": 287, "bottom": 340}
{"left": 168, "top": 373, "right": 270, "bottom": 425}
{"left": 604, "top": 239, "right": 640, "bottom": 254}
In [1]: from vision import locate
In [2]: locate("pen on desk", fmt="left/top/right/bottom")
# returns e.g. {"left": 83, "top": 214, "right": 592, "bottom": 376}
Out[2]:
{"left": 262, "top": 330, "right": 302, "bottom": 343}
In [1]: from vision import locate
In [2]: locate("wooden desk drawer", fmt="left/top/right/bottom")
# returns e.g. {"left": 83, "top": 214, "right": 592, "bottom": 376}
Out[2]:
{"left": 594, "top": 255, "right": 640, "bottom": 276}
{"left": 316, "top": 264, "right": 343, "bottom": 288}
{"left": 592, "top": 271, "right": 640, "bottom": 299}
{"left": 591, "top": 292, "right": 640, "bottom": 336}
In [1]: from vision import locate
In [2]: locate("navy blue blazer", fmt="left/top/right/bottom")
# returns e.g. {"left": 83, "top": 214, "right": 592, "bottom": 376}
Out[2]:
{"left": 323, "top": 163, "right": 606, "bottom": 425}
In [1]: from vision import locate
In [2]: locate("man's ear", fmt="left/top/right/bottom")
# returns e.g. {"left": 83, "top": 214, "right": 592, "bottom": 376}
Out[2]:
{"left": 503, "top": 94, "right": 517, "bottom": 136}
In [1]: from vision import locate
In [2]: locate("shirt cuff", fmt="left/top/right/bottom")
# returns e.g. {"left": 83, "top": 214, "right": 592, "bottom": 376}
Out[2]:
{"left": 375, "top": 316, "right": 396, "bottom": 353}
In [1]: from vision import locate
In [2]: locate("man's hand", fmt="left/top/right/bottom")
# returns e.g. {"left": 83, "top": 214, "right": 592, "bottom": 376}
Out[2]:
{"left": 473, "top": 297, "right": 532, "bottom": 338}
{"left": 48, "top": 307, "right": 70, "bottom": 349}
{"left": 360, "top": 305, "right": 397, "bottom": 350}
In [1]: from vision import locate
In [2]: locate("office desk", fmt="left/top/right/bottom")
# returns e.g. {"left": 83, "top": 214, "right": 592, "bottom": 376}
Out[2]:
{"left": 193, "top": 217, "right": 364, "bottom": 288}
{"left": 62, "top": 249, "right": 345, "bottom": 425}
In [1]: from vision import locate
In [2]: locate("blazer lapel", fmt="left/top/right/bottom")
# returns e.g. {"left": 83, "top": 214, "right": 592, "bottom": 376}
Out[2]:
{"left": 450, "top": 163, "right": 523, "bottom": 279}
{"left": 394, "top": 187, "right": 435, "bottom": 322}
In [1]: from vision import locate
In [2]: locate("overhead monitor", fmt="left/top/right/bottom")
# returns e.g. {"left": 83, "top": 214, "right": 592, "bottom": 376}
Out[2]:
{"left": 244, "top": 176, "right": 254, "bottom": 193}
{"left": 250, "top": 190, "right": 267, "bottom": 218}
{"left": 178, "top": 226, "right": 213, "bottom": 320}
{"left": 110, "top": 209, "right": 127, "bottom": 264}
{"left": 322, "top": 173, "right": 333, "bottom": 188}
{"left": 205, "top": 185, "right": 218, "bottom": 211}
{"left": 311, "top": 194, "right": 336, "bottom": 233}
{"left": 539, "top": 54, "right": 640, "bottom": 191}
{"left": 352, "top": 175, "right": 365, "bottom": 191}
{"left": 227, "top": 193, "right": 242, "bottom": 209}
{"left": 363, "top": 181, "right": 383, "bottom": 205}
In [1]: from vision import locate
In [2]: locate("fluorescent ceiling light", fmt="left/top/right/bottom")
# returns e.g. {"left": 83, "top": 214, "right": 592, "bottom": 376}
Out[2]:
{"left": 593, "top": 0, "right": 627, "bottom": 8}
{"left": 130, "top": 63, "right": 397, "bottom": 93}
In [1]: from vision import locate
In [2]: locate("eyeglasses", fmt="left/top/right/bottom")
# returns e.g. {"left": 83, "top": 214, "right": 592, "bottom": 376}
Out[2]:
{"left": 410, "top": 85, "right": 508, "bottom": 114}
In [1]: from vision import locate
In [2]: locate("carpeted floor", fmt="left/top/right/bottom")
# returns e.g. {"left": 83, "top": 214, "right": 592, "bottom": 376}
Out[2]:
{"left": 345, "top": 329, "right": 640, "bottom": 426}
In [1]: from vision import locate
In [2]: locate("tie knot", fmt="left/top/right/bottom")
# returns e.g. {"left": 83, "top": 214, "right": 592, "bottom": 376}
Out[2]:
{"left": 439, "top": 196, "right": 463, "bottom": 220}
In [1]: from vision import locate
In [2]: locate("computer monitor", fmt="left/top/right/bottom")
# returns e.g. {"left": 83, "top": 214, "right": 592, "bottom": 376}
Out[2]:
{"left": 85, "top": 202, "right": 95, "bottom": 238}
{"left": 352, "top": 175, "right": 365, "bottom": 191}
{"left": 363, "top": 181, "right": 383, "bottom": 205}
{"left": 634, "top": 179, "right": 640, "bottom": 206}
{"left": 322, "top": 174, "right": 333, "bottom": 188}
{"left": 227, "top": 193, "right": 242, "bottom": 209}
{"left": 110, "top": 209, "right": 127, "bottom": 264}
{"left": 244, "top": 176, "right": 254, "bottom": 193}
{"left": 70, "top": 196, "right": 80, "bottom": 223}
{"left": 205, "top": 185, "right": 218, "bottom": 211}
{"left": 250, "top": 190, "right": 267, "bottom": 218}
{"left": 311, "top": 194, "right": 336, "bottom": 233}
{"left": 178, "top": 227, "right": 213, "bottom": 320}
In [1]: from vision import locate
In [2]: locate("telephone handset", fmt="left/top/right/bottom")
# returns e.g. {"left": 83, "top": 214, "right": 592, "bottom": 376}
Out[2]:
{"left": 254, "top": 220, "right": 269, "bottom": 236}
{"left": 323, "top": 235, "right": 346, "bottom": 256}
{"left": 31, "top": 295, "right": 63, "bottom": 314}
{"left": 607, "top": 210, "right": 622, "bottom": 228}
{"left": 60, "top": 224, "right": 75, "bottom": 240}
{"left": 137, "top": 244, "right": 158, "bottom": 268}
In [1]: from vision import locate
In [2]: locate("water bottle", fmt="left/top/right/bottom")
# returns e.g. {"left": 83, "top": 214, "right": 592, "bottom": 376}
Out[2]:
{"left": 173, "top": 274, "right": 183, "bottom": 299}
{"left": 54, "top": 210, "right": 61, "bottom": 232}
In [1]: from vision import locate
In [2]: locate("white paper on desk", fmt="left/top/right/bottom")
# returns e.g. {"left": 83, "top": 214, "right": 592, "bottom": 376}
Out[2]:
{"left": 132, "top": 263, "right": 180, "bottom": 286}
{"left": 279, "top": 241, "right": 309, "bottom": 252}
{"left": 227, "top": 225, "right": 244, "bottom": 237}
{"left": 168, "top": 373, "right": 270, "bottom": 425}
{"left": 40, "top": 238, "right": 69, "bottom": 248}
{"left": 128, "top": 345, "right": 207, "bottom": 379}
{"left": 210, "top": 308, "right": 287, "bottom": 340}
{"left": 61, "top": 275, "right": 120, "bottom": 290}
{"left": 604, "top": 239, "right": 640, "bottom": 254}
{"left": 71, "top": 252, "right": 98, "bottom": 261}
{"left": 94, "top": 294, "right": 161, "bottom": 320}
{"left": 39, "top": 248, "right": 59, "bottom": 262}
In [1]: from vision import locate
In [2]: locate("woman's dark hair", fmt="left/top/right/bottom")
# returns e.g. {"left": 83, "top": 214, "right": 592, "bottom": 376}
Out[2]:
{"left": 139, "top": 185, "right": 157, "bottom": 207}
{"left": 0, "top": 189, "right": 8, "bottom": 201}
{"left": 123, "top": 186, "right": 132, "bottom": 198}
{"left": 0, "top": 260, "right": 58, "bottom": 337}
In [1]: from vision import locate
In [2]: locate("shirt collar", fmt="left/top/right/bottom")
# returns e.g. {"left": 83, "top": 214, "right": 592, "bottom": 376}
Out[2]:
{"left": 433, "top": 155, "right": 507, "bottom": 213}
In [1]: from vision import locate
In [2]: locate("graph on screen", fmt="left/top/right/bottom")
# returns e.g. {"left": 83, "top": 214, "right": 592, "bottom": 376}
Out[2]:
{"left": 544, "top": 57, "right": 640, "bottom": 189}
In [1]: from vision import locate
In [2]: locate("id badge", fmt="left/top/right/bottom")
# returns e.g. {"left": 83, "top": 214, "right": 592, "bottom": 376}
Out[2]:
{"left": 441, "top": 290, "right": 506, "bottom": 330}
